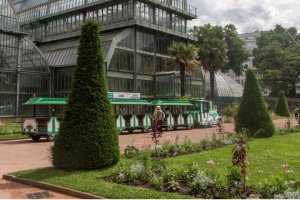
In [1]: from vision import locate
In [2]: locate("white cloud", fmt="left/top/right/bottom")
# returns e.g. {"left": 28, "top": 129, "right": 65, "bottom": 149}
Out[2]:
{"left": 188, "top": 0, "right": 300, "bottom": 33}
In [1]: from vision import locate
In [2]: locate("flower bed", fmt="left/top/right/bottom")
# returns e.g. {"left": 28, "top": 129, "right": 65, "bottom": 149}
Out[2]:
{"left": 105, "top": 156, "right": 300, "bottom": 199}
{"left": 108, "top": 133, "right": 300, "bottom": 199}
{"left": 124, "top": 133, "right": 237, "bottom": 159}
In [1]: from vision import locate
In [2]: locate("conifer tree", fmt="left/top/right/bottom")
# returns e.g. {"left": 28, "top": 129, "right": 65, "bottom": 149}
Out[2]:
{"left": 275, "top": 91, "right": 290, "bottom": 117}
{"left": 52, "top": 20, "right": 119, "bottom": 170}
{"left": 235, "top": 70, "right": 275, "bottom": 137}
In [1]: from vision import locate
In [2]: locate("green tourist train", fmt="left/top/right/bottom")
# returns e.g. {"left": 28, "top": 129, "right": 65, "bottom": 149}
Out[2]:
{"left": 22, "top": 93, "right": 219, "bottom": 141}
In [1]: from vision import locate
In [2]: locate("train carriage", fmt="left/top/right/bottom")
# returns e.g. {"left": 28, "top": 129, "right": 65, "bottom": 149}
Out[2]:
{"left": 111, "top": 99, "right": 152, "bottom": 134}
{"left": 22, "top": 98, "right": 66, "bottom": 141}
{"left": 151, "top": 100, "right": 195, "bottom": 130}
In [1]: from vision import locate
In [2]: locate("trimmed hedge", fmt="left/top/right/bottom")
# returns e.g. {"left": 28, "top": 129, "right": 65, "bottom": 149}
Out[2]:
{"left": 275, "top": 91, "right": 290, "bottom": 117}
{"left": 235, "top": 70, "right": 275, "bottom": 137}
{"left": 52, "top": 20, "right": 120, "bottom": 170}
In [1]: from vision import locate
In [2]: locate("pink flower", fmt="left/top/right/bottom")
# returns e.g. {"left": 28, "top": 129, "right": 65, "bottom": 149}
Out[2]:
{"left": 281, "top": 163, "right": 289, "bottom": 168}
{"left": 207, "top": 160, "right": 215, "bottom": 165}
{"left": 243, "top": 156, "right": 249, "bottom": 164}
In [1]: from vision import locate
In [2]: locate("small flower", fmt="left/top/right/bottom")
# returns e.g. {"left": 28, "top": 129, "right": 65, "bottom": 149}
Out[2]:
{"left": 243, "top": 156, "right": 250, "bottom": 164}
{"left": 281, "top": 163, "right": 289, "bottom": 168}
{"left": 286, "top": 170, "right": 293, "bottom": 173}
{"left": 207, "top": 160, "right": 215, "bottom": 165}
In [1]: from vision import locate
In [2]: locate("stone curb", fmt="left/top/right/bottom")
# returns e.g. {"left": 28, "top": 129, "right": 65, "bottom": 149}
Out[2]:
{"left": 3, "top": 174, "right": 105, "bottom": 199}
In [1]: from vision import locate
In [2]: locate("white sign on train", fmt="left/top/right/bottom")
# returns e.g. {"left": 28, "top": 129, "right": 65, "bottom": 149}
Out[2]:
{"left": 112, "top": 92, "right": 141, "bottom": 99}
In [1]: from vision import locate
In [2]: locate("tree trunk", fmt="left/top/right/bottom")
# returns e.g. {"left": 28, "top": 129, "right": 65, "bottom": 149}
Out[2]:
{"left": 180, "top": 63, "right": 186, "bottom": 97}
{"left": 210, "top": 70, "right": 215, "bottom": 102}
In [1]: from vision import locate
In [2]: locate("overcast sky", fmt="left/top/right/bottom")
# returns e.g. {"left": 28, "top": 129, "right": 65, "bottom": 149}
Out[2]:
{"left": 189, "top": 0, "right": 300, "bottom": 33}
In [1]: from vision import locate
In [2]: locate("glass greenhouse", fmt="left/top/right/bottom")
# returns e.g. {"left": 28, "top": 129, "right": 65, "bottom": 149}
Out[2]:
{"left": 0, "top": 0, "right": 50, "bottom": 117}
{"left": 205, "top": 72, "right": 244, "bottom": 109}
{"left": 1, "top": 0, "right": 204, "bottom": 118}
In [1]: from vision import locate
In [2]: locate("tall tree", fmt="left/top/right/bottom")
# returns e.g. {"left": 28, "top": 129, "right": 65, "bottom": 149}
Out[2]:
{"left": 166, "top": 43, "right": 199, "bottom": 97}
{"left": 52, "top": 20, "right": 119, "bottom": 170}
{"left": 191, "top": 24, "right": 228, "bottom": 102}
{"left": 254, "top": 25, "right": 300, "bottom": 97}
{"left": 223, "top": 24, "right": 250, "bottom": 75}
{"left": 235, "top": 70, "right": 274, "bottom": 138}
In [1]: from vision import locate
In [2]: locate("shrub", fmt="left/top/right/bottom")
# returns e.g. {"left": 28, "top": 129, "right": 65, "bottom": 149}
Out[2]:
{"left": 149, "top": 174, "right": 164, "bottom": 191}
{"left": 257, "top": 177, "right": 287, "bottom": 199}
{"left": 226, "top": 166, "right": 243, "bottom": 186}
{"left": 182, "top": 164, "right": 201, "bottom": 183}
{"left": 274, "top": 189, "right": 300, "bottom": 199}
{"left": 275, "top": 91, "right": 290, "bottom": 117}
{"left": 235, "top": 70, "right": 275, "bottom": 137}
{"left": 221, "top": 103, "right": 239, "bottom": 118}
{"left": 124, "top": 146, "right": 140, "bottom": 159}
{"left": 52, "top": 20, "right": 119, "bottom": 170}
{"left": 164, "top": 171, "right": 180, "bottom": 192}
{"left": 128, "top": 162, "right": 145, "bottom": 182}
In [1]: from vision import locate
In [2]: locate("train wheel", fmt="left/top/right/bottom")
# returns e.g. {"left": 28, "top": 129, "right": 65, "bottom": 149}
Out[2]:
{"left": 31, "top": 135, "right": 41, "bottom": 141}
{"left": 46, "top": 135, "right": 55, "bottom": 142}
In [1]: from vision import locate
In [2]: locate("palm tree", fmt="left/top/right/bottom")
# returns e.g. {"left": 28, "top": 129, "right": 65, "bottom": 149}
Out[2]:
{"left": 202, "top": 43, "right": 228, "bottom": 102}
{"left": 191, "top": 24, "right": 228, "bottom": 102}
{"left": 166, "top": 43, "right": 200, "bottom": 97}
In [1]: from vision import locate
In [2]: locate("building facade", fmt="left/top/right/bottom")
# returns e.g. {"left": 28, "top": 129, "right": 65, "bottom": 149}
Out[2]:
{"left": 229, "top": 31, "right": 260, "bottom": 86}
{"left": 11, "top": 0, "right": 204, "bottom": 106}
{"left": 0, "top": 0, "right": 50, "bottom": 117}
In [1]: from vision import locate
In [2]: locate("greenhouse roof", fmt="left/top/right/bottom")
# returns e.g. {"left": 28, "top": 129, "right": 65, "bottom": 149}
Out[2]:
{"left": 205, "top": 71, "right": 243, "bottom": 98}
{"left": 41, "top": 31, "right": 121, "bottom": 67}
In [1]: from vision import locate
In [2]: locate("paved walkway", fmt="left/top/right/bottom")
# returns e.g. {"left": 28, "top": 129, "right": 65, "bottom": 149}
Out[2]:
{"left": 0, "top": 118, "right": 298, "bottom": 199}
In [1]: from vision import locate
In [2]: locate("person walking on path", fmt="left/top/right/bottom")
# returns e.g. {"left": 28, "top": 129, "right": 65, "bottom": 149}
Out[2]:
{"left": 293, "top": 107, "right": 299, "bottom": 120}
{"left": 153, "top": 106, "right": 165, "bottom": 140}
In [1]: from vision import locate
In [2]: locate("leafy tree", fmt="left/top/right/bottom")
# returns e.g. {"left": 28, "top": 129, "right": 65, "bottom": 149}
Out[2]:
{"left": 223, "top": 24, "right": 250, "bottom": 75}
{"left": 254, "top": 25, "right": 300, "bottom": 97}
{"left": 191, "top": 24, "right": 228, "bottom": 101}
{"left": 52, "top": 20, "right": 119, "bottom": 170}
{"left": 166, "top": 43, "right": 199, "bottom": 97}
{"left": 275, "top": 91, "right": 290, "bottom": 117}
{"left": 235, "top": 70, "right": 274, "bottom": 137}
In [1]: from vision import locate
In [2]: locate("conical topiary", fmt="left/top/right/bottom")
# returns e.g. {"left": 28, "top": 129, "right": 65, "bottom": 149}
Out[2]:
{"left": 275, "top": 91, "right": 290, "bottom": 117}
{"left": 235, "top": 70, "right": 275, "bottom": 137}
{"left": 52, "top": 20, "right": 119, "bottom": 170}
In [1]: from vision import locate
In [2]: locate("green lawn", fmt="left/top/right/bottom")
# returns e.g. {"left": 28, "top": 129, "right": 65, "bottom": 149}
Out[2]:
{"left": 0, "top": 123, "right": 22, "bottom": 134}
{"left": 0, "top": 123, "right": 25, "bottom": 140}
{"left": 12, "top": 133, "right": 300, "bottom": 198}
